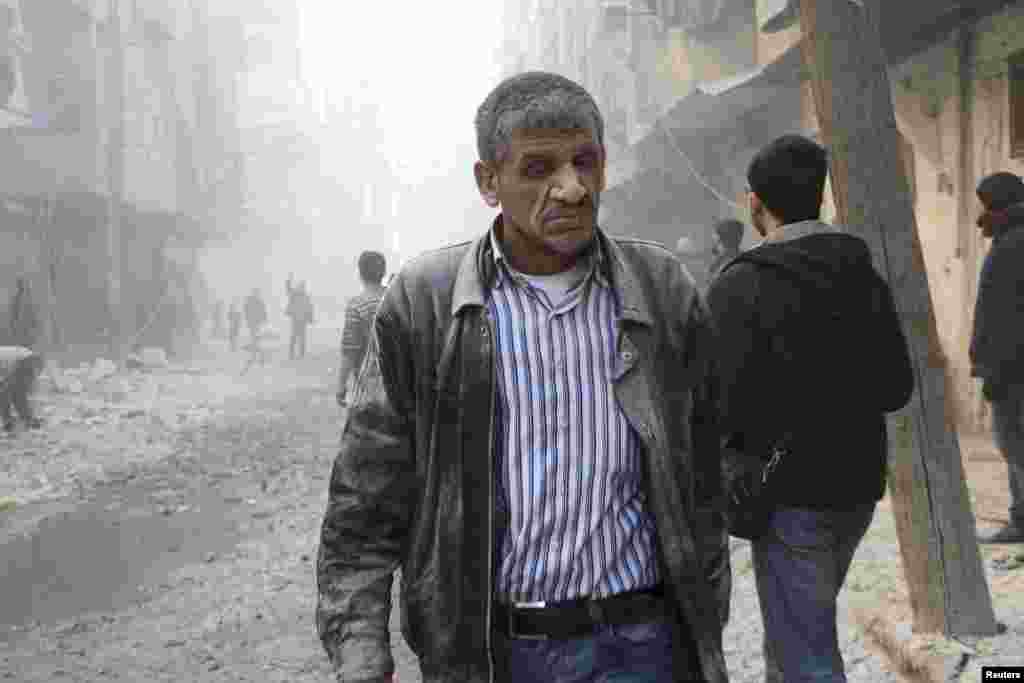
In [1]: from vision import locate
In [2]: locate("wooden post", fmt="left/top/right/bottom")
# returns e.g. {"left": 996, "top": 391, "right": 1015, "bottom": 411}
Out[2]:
{"left": 796, "top": 0, "right": 998, "bottom": 637}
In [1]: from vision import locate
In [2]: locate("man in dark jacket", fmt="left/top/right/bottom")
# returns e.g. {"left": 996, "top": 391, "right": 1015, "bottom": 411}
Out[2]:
{"left": 971, "top": 172, "right": 1024, "bottom": 544}
{"left": 707, "top": 135, "right": 914, "bottom": 683}
{"left": 316, "top": 72, "right": 730, "bottom": 683}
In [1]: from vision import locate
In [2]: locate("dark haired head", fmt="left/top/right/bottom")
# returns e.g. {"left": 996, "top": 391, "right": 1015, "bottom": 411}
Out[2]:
{"left": 747, "top": 135, "right": 828, "bottom": 225}
{"left": 713, "top": 219, "right": 744, "bottom": 250}
{"left": 475, "top": 71, "right": 604, "bottom": 167}
{"left": 357, "top": 251, "right": 387, "bottom": 285}
{"left": 976, "top": 172, "right": 1024, "bottom": 213}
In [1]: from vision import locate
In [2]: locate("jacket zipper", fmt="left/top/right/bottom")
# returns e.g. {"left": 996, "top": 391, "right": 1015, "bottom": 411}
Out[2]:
{"left": 483, "top": 312, "right": 497, "bottom": 683}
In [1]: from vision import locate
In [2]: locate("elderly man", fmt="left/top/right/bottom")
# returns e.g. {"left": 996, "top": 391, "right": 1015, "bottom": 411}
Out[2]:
{"left": 316, "top": 72, "right": 729, "bottom": 683}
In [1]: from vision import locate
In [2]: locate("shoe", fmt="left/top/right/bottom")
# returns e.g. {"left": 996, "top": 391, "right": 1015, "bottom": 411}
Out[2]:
{"left": 979, "top": 524, "right": 1024, "bottom": 544}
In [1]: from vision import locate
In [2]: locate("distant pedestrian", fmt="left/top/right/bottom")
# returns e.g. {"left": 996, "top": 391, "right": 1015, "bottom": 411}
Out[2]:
{"left": 228, "top": 300, "right": 242, "bottom": 352}
{"left": 7, "top": 277, "right": 41, "bottom": 350}
{"left": 2, "top": 278, "right": 43, "bottom": 433}
{"left": 675, "top": 234, "right": 711, "bottom": 291}
{"left": 707, "top": 218, "right": 745, "bottom": 284}
{"left": 0, "top": 346, "right": 42, "bottom": 433}
{"left": 211, "top": 300, "right": 226, "bottom": 339}
{"left": 971, "top": 171, "right": 1024, "bottom": 544}
{"left": 335, "top": 252, "right": 385, "bottom": 406}
{"left": 285, "top": 275, "right": 315, "bottom": 360}
{"left": 243, "top": 288, "right": 267, "bottom": 344}
{"left": 708, "top": 134, "right": 914, "bottom": 683}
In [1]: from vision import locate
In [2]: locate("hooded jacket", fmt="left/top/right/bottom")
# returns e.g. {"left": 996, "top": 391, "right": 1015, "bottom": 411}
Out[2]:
{"left": 707, "top": 226, "right": 914, "bottom": 508}
{"left": 970, "top": 202, "right": 1024, "bottom": 393}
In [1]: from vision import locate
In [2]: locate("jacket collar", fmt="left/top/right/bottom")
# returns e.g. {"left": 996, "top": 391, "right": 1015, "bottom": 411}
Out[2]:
{"left": 452, "top": 215, "right": 655, "bottom": 326}
{"left": 761, "top": 219, "right": 838, "bottom": 245}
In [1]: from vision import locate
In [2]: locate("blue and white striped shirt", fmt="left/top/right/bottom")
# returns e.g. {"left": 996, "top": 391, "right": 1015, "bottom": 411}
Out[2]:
{"left": 488, "top": 229, "right": 660, "bottom": 603}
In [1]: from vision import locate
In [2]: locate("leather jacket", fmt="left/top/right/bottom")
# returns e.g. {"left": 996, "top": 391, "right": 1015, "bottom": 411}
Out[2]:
{"left": 317, "top": 226, "right": 730, "bottom": 683}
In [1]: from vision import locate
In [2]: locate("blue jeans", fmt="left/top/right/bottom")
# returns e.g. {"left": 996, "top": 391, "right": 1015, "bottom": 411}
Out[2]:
{"left": 752, "top": 504, "right": 876, "bottom": 683}
{"left": 991, "top": 388, "right": 1024, "bottom": 526}
{"left": 494, "top": 620, "right": 691, "bottom": 683}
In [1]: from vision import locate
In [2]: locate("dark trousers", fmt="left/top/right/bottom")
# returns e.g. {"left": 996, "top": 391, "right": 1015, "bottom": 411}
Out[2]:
{"left": 493, "top": 618, "right": 701, "bottom": 683}
{"left": 991, "top": 388, "right": 1024, "bottom": 526}
{"left": 753, "top": 503, "right": 876, "bottom": 683}
{"left": 1, "top": 354, "right": 43, "bottom": 426}
{"left": 289, "top": 322, "right": 308, "bottom": 359}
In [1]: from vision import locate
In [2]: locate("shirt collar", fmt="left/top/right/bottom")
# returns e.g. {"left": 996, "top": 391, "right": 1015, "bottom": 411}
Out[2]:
{"left": 489, "top": 215, "right": 609, "bottom": 289}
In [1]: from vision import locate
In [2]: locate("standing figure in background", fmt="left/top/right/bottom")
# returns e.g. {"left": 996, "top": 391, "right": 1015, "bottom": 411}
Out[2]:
{"left": 8, "top": 277, "right": 41, "bottom": 350}
{"left": 243, "top": 288, "right": 267, "bottom": 344}
{"left": 2, "top": 278, "right": 43, "bottom": 432}
{"left": 971, "top": 172, "right": 1024, "bottom": 544}
{"left": 210, "top": 299, "right": 225, "bottom": 339}
{"left": 707, "top": 218, "right": 746, "bottom": 285}
{"left": 228, "top": 300, "right": 242, "bottom": 352}
{"left": 335, "top": 251, "right": 386, "bottom": 407}
{"left": 285, "top": 275, "right": 315, "bottom": 360}
{"left": 708, "top": 135, "right": 914, "bottom": 683}
{"left": 675, "top": 235, "right": 711, "bottom": 291}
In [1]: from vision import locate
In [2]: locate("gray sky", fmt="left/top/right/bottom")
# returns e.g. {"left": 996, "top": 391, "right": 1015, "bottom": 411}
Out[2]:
{"left": 301, "top": 1, "right": 505, "bottom": 184}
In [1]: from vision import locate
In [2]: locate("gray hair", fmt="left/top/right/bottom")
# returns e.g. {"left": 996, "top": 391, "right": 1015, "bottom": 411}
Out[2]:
{"left": 474, "top": 71, "right": 605, "bottom": 167}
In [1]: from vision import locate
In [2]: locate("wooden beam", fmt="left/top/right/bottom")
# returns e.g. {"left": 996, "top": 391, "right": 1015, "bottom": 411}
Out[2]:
{"left": 797, "top": 0, "right": 998, "bottom": 637}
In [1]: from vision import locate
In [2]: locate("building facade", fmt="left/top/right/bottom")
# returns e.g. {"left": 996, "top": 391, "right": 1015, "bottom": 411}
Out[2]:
{"left": 0, "top": 0, "right": 247, "bottom": 356}
{"left": 499, "top": 0, "right": 1024, "bottom": 429}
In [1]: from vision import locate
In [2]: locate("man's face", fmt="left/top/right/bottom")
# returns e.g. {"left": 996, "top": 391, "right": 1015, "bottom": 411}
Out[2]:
{"left": 475, "top": 128, "right": 605, "bottom": 272}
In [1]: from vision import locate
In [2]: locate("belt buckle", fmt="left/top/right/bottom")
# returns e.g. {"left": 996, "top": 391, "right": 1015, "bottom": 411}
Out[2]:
{"left": 508, "top": 600, "right": 548, "bottom": 641}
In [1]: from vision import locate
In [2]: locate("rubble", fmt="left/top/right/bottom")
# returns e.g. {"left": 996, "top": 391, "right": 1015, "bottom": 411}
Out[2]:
{"left": 88, "top": 359, "right": 118, "bottom": 383}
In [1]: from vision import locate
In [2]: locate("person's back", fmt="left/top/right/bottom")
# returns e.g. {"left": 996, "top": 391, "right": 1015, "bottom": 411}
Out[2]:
{"left": 708, "top": 134, "right": 913, "bottom": 683}
{"left": 336, "top": 251, "right": 386, "bottom": 405}
{"left": 716, "top": 230, "right": 913, "bottom": 506}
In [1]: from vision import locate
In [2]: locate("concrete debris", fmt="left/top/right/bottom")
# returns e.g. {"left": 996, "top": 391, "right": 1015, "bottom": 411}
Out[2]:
{"left": 88, "top": 359, "right": 117, "bottom": 382}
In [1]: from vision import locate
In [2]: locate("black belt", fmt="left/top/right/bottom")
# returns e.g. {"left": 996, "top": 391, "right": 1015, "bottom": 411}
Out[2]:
{"left": 494, "top": 585, "right": 668, "bottom": 640}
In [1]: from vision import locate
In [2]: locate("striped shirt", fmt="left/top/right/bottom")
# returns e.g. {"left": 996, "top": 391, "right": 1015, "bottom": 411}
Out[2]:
{"left": 488, "top": 229, "right": 660, "bottom": 603}
{"left": 340, "top": 289, "right": 385, "bottom": 367}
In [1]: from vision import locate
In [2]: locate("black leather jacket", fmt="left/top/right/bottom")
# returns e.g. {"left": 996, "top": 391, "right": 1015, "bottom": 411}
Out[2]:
{"left": 316, "top": 226, "right": 730, "bottom": 683}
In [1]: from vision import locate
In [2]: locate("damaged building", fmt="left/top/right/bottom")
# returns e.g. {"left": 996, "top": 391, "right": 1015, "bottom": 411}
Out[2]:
{"left": 500, "top": 0, "right": 1024, "bottom": 431}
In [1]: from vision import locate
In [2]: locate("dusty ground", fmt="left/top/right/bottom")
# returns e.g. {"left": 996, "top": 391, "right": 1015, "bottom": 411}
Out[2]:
{"left": 0, "top": 341, "right": 1020, "bottom": 681}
